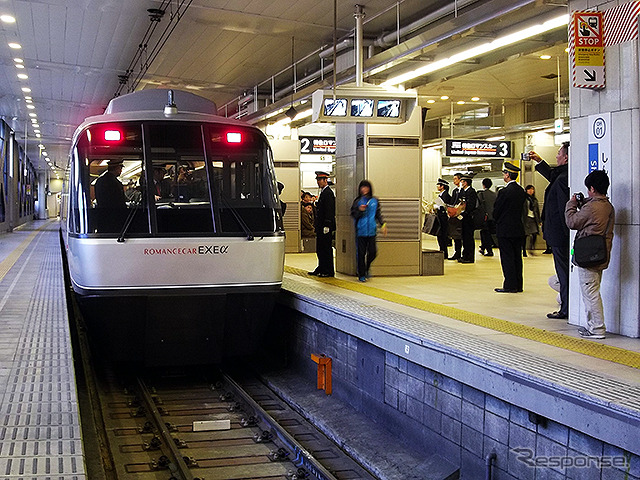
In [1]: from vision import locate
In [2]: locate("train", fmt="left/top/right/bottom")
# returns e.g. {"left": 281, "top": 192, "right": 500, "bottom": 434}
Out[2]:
{"left": 60, "top": 89, "right": 285, "bottom": 365}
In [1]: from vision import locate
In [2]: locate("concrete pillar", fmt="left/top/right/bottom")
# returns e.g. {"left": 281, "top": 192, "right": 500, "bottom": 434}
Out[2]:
{"left": 336, "top": 108, "right": 423, "bottom": 276}
{"left": 36, "top": 171, "right": 48, "bottom": 219}
{"left": 568, "top": 0, "right": 640, "bottom": 337}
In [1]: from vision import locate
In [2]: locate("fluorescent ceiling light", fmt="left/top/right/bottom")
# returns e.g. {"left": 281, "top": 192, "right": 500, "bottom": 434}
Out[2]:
{"left": 27, "top": 105, "right": 35, "bottom": 110}
{"left": 17, "top": 73, "right": 28, "bottom": 79}
{"left": 1, "top": 15, "right": 16, "bottom": 23}
{"left": 293, "top": 108, "right": 313, "bottom": 121}
{"left": 471, "top": 97, "right": 480, "bottom": 102}
{"left": 427, "top": 99, "right": 436, "bottom": 104}
{"left": 540, "top": 54, "right": 552, "bottom": 60}
{"left": 15, "top": 64, "right": 24, "bottom": 69}
{"left": 25, "top": 99, "right": 32, "bottom": 104}
{"left": 33, "top": 130, "right": 40, "bottom": 133}
{"left": 486, "top": 135, "right": 505, "bottom": 141}
{"left": 35, "top": 134, "right": 40, "bottom": 138}
{"left": 440, "top": 95, "right": 449, "bottom": 100}
{"left": 28, "top": 113, "right": 36, "bottom": 117}
{"left": 21, "top": 87, "right": 31, "bottom": 92}
{"left": 14, "top": 58, "right": 22, "bottom": 63}
{"left": 8, "top": 42, "right": 21, "bottom": 49}
{"left": 382, "top": 14, "right": 569, "bottom": 86}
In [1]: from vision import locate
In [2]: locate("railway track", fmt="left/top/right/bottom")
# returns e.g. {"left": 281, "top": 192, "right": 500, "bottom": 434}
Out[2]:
{"left": 69, "top": 314, "right": 376, "bottom": 479}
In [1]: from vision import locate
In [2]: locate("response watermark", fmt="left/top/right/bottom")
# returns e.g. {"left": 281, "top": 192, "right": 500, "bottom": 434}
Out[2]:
{"left": 512, "top": 448, "right": 629, "bottom": 469}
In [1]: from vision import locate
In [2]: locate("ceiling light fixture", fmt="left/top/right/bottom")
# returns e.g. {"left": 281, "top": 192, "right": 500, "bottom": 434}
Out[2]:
{"left": 29, "top": 113, "right": 36, "bottom": 117}
{"left": 382, "top": 14, "right": 569, "bottom": 86}
{"left": 25, "top": 99, "right": 32, "bottom": 104}
{"left": 486, "top": 135, "right": 505, "bottom": 141}
{"left": 33, "top": 130, "right": 40, "bottom": 133}
{"left": 32, "top": 123, "right": 39, "bottom": 128}
{"left": 8, "top": 42, "right": 21, "bottom": 49}
{"left": 427, "top": 99, "right": 436, "bottom": 104}
{"left": 457, "top": 101, "right": 466, "bottom": 105}
{"left": 27, "top": 105, "right": 35, "bottom": 110}
{"left": 1, "top": 14, "right": 16, "bottom": 23}
{"left": 440, "top": 95, "right": 449, "bottom": 100}
{"left": 21, "top": 87, "right": 31, "bottom": 92}
{"left": 471, "top": 97, "right": 480, "bottom": 101}
{"left": 35, "top": 134, "right": 40, "bottom": 138}
{"left": 540, "top": 54, "right": 552, "bottom": 60}
{"left": 17, "top": 73, "right": 28, "bottom": 79}
{"left": 14, "top": 58, "right": 23, "bottom": 63}
{"left": 15, "top": 64, "right": 24, "bottom": 69}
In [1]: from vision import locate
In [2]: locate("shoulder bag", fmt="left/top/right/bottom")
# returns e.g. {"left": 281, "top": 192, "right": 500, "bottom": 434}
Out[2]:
{"left": 572, "top": 209, "right": 613, "bottom": 268}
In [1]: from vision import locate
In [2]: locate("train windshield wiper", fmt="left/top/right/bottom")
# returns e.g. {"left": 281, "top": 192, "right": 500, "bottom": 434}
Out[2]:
{"left": 220, "top": 196, "right": 254, "bottom": 241}
{"left": 117, "top": 201, "right": 141, "bottom": 243}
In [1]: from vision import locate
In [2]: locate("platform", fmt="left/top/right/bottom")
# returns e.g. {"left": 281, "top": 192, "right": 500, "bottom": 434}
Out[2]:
{"left": 280, "top": 248, "right": 640, "bottom": 479}
{"left": 0, "top": 221, "right": 85, "bottom": 479}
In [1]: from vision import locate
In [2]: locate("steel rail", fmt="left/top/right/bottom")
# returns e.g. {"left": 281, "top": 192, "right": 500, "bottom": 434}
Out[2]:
{"left": 136, "top": 378, "right": 197, "bottom": 480}
{"left": 221, "top": 373, "right": 339, "bottom": 480}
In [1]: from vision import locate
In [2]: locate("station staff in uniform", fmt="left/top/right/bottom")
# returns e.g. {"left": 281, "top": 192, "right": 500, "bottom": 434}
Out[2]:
{"left": 434, "top": 178, "right": 451, "bottom": 258}
{"left": 458, "top": 173, "right": 477, "bottom": 263}
{"left": 309, "top": 171, "right": 336, "bottom": 277}
{"left": 493, "top": 162, "right": 527, "bottom": 293}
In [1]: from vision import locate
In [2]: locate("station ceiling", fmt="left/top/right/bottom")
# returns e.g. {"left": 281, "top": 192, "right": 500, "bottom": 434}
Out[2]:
{"left": 0, "top": 0, "right": 568, "bottom": 175}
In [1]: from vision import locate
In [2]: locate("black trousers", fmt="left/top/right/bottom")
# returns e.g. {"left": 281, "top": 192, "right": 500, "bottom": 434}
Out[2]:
{"left": 436, "top": 212, "right": 449, "bottom": 258}
{"left": 356, "top": 236, "right": 377, "bottom": 277}
{"left": 498, "top": 236, "right": 524, "bottom": 291}
{"left": 552, "top": 244, "right": 570, "bottom": 315}
{"left": 316, "top": 231, "right": 334, "bottom": 275}
{"left": 461, "top": 216, "right": 475, "bottom": 262}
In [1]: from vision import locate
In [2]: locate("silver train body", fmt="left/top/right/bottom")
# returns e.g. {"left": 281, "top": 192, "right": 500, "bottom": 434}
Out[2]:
{"left": 60, "top": 89, "right": 285, "bottom": 365}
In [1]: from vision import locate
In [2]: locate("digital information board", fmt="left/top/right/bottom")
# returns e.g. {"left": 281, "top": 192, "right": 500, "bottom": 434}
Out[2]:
{"left": 312, "top": 84, "right": 417, "bottom": 124}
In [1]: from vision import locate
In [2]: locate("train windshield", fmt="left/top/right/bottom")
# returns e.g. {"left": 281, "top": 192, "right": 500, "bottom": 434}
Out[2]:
{"left": 68, "top": 121, "right": 280, "bottom": 237}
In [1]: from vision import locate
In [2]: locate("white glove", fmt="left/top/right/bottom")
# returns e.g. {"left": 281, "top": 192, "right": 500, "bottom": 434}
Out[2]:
{"left": 323, "top": 227, "right": 330, "bottom": 234}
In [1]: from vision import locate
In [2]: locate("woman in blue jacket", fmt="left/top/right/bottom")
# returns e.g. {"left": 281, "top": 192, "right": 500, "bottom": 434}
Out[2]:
{"left": 350, "top": 180, "right": 387, "bottom": 282}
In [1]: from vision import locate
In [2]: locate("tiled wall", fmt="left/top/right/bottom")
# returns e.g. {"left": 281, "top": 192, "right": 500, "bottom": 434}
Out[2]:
{"left": 287, "top": 311, "right": 640, "bottom": 480}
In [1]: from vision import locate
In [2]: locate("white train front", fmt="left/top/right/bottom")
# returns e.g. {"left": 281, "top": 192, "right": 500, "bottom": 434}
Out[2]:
{"left": 60, "top": 89, "right": 285, "bottom": 365}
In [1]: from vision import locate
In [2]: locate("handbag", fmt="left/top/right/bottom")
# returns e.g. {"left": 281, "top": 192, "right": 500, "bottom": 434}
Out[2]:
{"left": 422, "top": 213, "right": 440, "bottom": 236}
{"left": 572, "top": 211, "right": 613, "bottom": 268}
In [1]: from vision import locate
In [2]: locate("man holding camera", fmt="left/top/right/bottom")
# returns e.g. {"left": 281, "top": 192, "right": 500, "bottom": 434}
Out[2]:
{"left": 529, "top": 142, "right": 570, "bottom": 319}
{"left": 565, "top": 170, "right": 614, "bottom": 339}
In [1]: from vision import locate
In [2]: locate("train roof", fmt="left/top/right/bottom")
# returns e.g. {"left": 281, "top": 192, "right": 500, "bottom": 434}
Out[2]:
{"left": 72, "top": 89, "right": 258, "bottom": 145}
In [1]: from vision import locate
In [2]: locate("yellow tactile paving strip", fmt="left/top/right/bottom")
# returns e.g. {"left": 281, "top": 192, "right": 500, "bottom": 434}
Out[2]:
{"left": 284, "top": 265, "right": 640, "bottom": 370}
{"left": 0, "top": 222, "right": 51, "bottom": 282}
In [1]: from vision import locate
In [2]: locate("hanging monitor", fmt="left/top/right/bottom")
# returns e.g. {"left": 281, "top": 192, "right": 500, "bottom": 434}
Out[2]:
{"left": 312, "top": 84, "right": 417, "bottom": 124}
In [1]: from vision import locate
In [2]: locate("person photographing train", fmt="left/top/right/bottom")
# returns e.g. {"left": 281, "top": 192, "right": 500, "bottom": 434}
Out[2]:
{"left": 350, "top": 180, "right": 387, "bottom": 282}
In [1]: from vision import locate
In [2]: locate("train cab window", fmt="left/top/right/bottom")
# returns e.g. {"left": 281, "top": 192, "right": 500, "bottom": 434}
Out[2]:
{"left": 146, "top": 124, "right": 214, "bottom": 234}
{"left": 71, "top": 123, "right": 149, "bottom": 236}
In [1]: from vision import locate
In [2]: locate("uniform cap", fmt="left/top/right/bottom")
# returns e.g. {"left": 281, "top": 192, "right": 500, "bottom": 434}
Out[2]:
{"left": 315, "top": 171, "right": 330, "bottom": 179}
{"left": 460, "top": 172, "right": 474, "bottom": 182}
{"left": 436, "top": 178, "right": 449, "bottom": 186}
{"left": 502, "top": 161, "right": 521, "bottom": 173}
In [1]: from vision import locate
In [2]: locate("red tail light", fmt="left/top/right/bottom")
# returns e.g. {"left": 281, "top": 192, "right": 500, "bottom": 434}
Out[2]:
{"left": 226, "top": 132, "right": 242, "bottom": 143}
{"left": 104, "top": 129, "right": 122, "bottom": 141}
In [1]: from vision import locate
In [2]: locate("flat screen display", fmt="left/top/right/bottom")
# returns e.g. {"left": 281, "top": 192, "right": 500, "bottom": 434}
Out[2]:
{"left": 351, "top": 99, "right": 374, "bottom": 117}
{"left": 323, "top": 98, "right": 347, "bottom": 117}
{"left": 377, "top": 100, "right": 401, "bottom": 118}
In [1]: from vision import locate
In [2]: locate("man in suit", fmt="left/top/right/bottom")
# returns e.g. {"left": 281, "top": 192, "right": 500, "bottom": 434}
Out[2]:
{"left": 95, "top": 159, "right": 127, "bottom": 232}
{"left": 529, "top": 142, "right": 570, "bottom": 318}
{"left": 493, "top": 162, "right": 527, "bottom": 293}
{"left": 308, "top": 171, "right": 336, "bottom": 277}
{"left": 478, "top": 178, "right": 497, "bottom": 256}
{"left": 458, "top": 173, "right": 477, "bottom": 263}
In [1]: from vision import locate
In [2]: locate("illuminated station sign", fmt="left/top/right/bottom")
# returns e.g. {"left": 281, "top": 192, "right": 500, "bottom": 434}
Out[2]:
{"left": 312, "top": 84, "right": 417, "bottom": 124}
{"left": 445, "top": 139, "right": 512, "bottom": 158}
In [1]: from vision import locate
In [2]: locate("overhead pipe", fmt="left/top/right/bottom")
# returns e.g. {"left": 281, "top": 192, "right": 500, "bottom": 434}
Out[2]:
{"left": 355, "top": 5, "right": 365, "bottom": 86}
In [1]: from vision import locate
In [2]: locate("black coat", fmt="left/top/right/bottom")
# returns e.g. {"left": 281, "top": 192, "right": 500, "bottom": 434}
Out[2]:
{"left": 493, "top": 181, "right": 526, "bottom": 237}
{"left": 536, "top": 161, "right": 569, "bottom": 246}
{"left": 459, "top": 186, "right": 477, "bottom": 218}
{"left": 95, "top": 171, "right": 126, "bottom": 209}
{"left": 314, "top": 185, "right": 336, "bottom": 234}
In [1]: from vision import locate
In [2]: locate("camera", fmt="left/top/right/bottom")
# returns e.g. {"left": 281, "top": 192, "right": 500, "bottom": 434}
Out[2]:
{"left": 520, "top": 152, "right": 530, "bottom": 161}
{"left": 575, "top": 192, "right": 584, "bottom": 205}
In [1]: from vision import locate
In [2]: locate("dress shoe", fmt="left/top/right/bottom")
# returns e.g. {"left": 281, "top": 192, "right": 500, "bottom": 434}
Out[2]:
{"left": 479, "top": 247, "right": 485, "bottom": 255}
{"left": 308, "top": 270, "right": 319, "bottom": 276}
{"left": 458, "top": 259, "right": 474, "bottom": 264}
{"left": 494, "top": 288, "right": 518, "bottom": 293}
{"left": 448, "top": 254, "right": 461, "bottom": 261}
{"left": 547, "top": 311, "right": 568, "bottom": 319}
{"left": 317, "top": 272, "right": 334, "bottom": 277}
{"left": 485, "top": 252, "right": 494, "bottom": 256}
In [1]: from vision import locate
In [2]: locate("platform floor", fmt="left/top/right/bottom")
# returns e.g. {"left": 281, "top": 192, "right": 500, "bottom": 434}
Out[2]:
{"left": 0, "top": 221, "right": 85, "bottom": 479}
{"left": 284, "top": 237, "right": 640, "bottom": 383}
